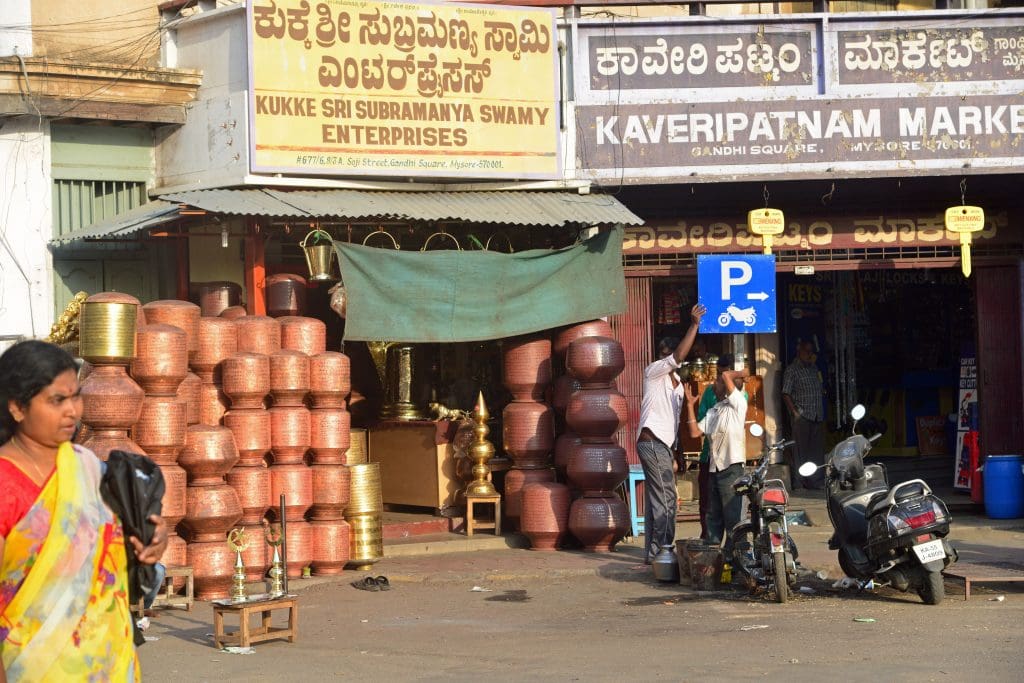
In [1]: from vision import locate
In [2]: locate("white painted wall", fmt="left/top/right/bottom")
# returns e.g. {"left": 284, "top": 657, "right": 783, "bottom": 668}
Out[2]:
{"left": 0, "top": 0, "right": 33, "bottom": 57}
{"left": 0, "top": 116, "right": 53, "bottom": 340}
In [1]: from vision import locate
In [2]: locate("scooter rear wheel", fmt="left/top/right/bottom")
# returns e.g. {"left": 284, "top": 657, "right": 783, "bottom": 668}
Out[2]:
{"left": 772, "top": 551, "right": 789, "bottom": 603}
{"left": 918, "top": 569, "right": 945, "bottom": 605}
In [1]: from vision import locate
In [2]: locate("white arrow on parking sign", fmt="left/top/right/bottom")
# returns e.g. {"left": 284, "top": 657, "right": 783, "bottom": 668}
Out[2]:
{"left": 747, "top": 291, "right": 769, "bottom": 301}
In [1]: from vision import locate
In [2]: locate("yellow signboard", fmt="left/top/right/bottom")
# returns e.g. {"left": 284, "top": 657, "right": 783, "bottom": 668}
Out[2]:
{"left": 247, "top": 0, "right": 561, "bottom": 179}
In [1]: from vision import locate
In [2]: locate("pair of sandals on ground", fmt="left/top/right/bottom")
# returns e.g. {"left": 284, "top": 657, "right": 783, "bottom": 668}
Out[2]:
{"left": 351, "top": 575, "right": 391, "bottom": 591}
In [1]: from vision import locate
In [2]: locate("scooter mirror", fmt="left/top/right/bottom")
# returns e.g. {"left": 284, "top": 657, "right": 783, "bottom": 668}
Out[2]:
{"left": 798, "top": 462, "right": 818, "bottom": 477}
{"left": 749, "top": 423, "right": 764, "bottom": 438}
{"left": 850, "top": 404, "right": 867, "bottom": 421}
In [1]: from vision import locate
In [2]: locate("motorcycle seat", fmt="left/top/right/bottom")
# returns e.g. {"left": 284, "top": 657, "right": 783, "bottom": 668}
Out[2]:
{"left": 866, "top": 492, "right": 889, "bottom": 517}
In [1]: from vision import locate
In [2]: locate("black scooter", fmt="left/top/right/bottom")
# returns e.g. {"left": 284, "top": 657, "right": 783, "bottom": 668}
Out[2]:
{"left": 799, "top": 405, "right": 957, "bottom": 605}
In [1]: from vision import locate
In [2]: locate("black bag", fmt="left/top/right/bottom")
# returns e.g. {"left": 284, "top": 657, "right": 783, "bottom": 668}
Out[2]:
{"left": 100, "top": 450, "right": 165, "bottom": 646}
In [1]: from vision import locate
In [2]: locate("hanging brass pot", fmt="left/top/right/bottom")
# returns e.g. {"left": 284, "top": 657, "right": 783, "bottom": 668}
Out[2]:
{"left": 301, "top": 229, "right": 336, "bottom": 281}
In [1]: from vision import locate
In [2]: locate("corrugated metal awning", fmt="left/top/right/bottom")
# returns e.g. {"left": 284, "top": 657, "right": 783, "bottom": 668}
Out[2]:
{"left": 50, "top": 199, "right": 180, "bottom": 244}
{"left": 160, "top": 188, "right": 643, "bottom": 227}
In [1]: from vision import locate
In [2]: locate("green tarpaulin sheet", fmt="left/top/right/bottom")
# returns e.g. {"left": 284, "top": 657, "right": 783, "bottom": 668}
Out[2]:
{"left": 335, "top": 227, "right": 625, "bottom": 342}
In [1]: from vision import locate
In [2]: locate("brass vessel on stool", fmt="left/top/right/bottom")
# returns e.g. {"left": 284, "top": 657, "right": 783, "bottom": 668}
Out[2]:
{"left": 379, "top": 343, "right": 428, "bottom": 420}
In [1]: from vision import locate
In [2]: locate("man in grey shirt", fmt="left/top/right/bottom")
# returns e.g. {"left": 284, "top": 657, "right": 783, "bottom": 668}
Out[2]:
{"left": 782, "top": 340, "right": 825, "bottom": 489}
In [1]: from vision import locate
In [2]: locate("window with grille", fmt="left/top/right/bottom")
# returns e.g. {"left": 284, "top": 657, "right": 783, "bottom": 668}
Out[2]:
{"left": 51, "top": 179, "right": 147, "bottom": 239}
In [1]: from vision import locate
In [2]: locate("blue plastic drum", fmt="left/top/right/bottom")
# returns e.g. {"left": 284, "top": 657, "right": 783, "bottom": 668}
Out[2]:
{"left": 983, "top": 455, "right": 1024, "bottom": 519}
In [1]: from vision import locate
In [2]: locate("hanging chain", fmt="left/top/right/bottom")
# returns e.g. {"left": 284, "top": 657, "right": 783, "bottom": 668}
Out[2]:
{"left": 960, "top": 177, "right": 967, "bottom": 206}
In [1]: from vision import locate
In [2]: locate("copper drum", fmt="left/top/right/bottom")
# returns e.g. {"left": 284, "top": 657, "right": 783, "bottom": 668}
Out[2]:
{"left": 551, "top": 375, "right": 582, "bottom": 417}
{"left": 344, "top": 463, "right": 382, "bottom": 516}
{"left": 196, "top": 281, "right": 242, "bottom": 318}
{"left": 81, "top": 429, "right": 145, "bottom": 463}
{"left": 268, "top": 463, "right": 313, "bottom": 522}
{"left": 502, "top": 334, "right": 552, "bottom": 401}
{"left": 192, "top": 317, "right": 238, "bottom": 383}
{"left": 308, "top": 352, "right": 351, "bottom": 408}
{"left": 176, "top": 371, "right": 202, "bottom": 425}
{"left": 283, "top": 520, "right": 313, "bottom": 578}
{"left": 346, "top": 513, "right": 383, "bottom": 570}
{"left": 269, "top": 406, "right": 311, "bottom": 464}
{"left": 567, "top": 442, "right": 629, "bottom": 493}
{"left": 269, "top": 350, "right": 310, "bottom": 407}
{"left": 568, "top": 495, "right": 630, "bottom": 552}
{"left": 142, "top": 299, "right": 201, "bottom": 362}
{"left": 179, "top": 424, "right": 240, "bottom": 486}
{"left": 79, "top": 293, "right": 142, "bottom": 365}
{"left": 567, "top": 336, "right": 626, "bottom": 389}
{"left": 182, "top": 482, "right": 243, "bottom": 542}
{"left": 554, "top": 431, "right": 583, "bottom": 482}
{"left": 197, "top": 382, "right": 229, "bottom": 427}
{"left": 278, "top": 316, "right": 326, "bottom": 356}
{"left": 164, "top": 533, "right": 189, "bottom": 590}
{"left": 133, "top": 396, "right": 187, "bottom": 465}
{"left": 80, "top": 365, "right": 145, "bottom": 430}
{"left": 552, "top": 319, "right": 614, "bottom": 357}
{"left": 239, "top": 524, "right": 269, "bottom": 583}
{"left": 346, "top": 428, "right": 368, "bottom": 465}
{"left": 187, "top": 539, "right": 235, "bottom": 601}
{"left": 158, "top": 463, "right": 188, "bottom": 527}
{"left": 309, "top": 408, "right": 351, "bottom": 464}
{"left": 503, "top": 467, "right": 555, "bottom": 528}
{"left": 222, "top": 352, "right": 270, "bottom": 409}
{"left": 234, "top": 315, "right": 281, "bottom": 356}
{"left": 565, "top": 387, "right": 629, "bottom": 443}
{"left": 521, "top": 481, "right": 572, "bottom": 551}
{"left": 502, "top": 401, "right": 555, "bottom": 468}
{"left": 266, "top": 274, "right": 307, "bottom": 318}
{"left": 310, "top": 519, "right": 351, "bottom": 575}
{"left": 219, "top": 305, "right": 247, "bottom": 320}
{"left": 131, "top": 324, "right": 188, "bottom": 396}
{"left": 226, "top": 464, "right": 271, "bottom": 525}
{"left": 310, "top": 464, "right": 352, "bottom": 521}
{"left": 223, "top": 408, "right": 271, "bottom": 467}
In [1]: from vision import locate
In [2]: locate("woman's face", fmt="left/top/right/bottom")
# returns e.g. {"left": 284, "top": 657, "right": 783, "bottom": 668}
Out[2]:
{"left": 9, "top": 369, "right": 82, "bottom": 447}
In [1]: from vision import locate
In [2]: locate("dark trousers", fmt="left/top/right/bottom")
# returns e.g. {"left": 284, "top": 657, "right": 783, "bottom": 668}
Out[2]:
{"left": 789, "top": 416, "right": 825, "bottom": 488}
{"left": 698, "top": 460, "right": 710, "bottom": 540}
{"left": 707, "top": 463, "right": 745, "bottom": 551}
{"left": 636, "top": 439, "right": 677, "bottom": 562}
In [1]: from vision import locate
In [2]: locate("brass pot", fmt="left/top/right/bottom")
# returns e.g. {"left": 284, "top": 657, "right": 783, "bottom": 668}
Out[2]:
{"left": 309, "top": 408, "right": 351, "bottom": 465}
{"left": 344, "top": 463, "right": 382, "bottom": 516}
{"left": 309, "top": 352, "right": 351, "bottom": 408}
{"left": 79, "top": 293, "right": 142, "bottom": 365}
{"left": 269, "top": 406, "right": 311, "bottom": 465}
{"left": 346, "top": 513, "right": 383, "bottom": 570}
{"left": 279, "top": 316, "right": 327, "bottom": 356}
{"left": 131, "top": 324, "right": 188, "bottom": 396}
{"left": 346, "top": 428, "right": 368, "bottom": 465}
{"left": 80, "top": 365, "right": 145, "bottom": 429}
{"left": 269, "top": 349, "right": 310, "bottom": 407}
{"left": 192, "top": 317, "right": 238, "bottom": 383}
{"left": 142, "top": 299, "right": 201, "bottom": 362}
{"left": 178, "top": 425, "right": 240, "bottom": 485}
{"left": 266, "top": 274, "right": 308, "bottom": 318}
{"left": 225, "top": 464, "right": 272, "bottom": 525}
{"left": 187, "top": 539, "right": 235, "bottom": 601}
{"left": 268, "top": 462, "right": 313, "bottom": 522}
{"left": 310, "top": 464, "right": 352, "bottom": 521}
{"left": 133, "top": 396, "right": 187, "bottom": 465}
{"left": 234, "top": 315, "right": 281, "bottom": 356}
{"left": 182, "top": 483, "right": 243, "bottom": 542}
{"left": 222, "top": 352, "right": 270, "bottom": 410}
{"left": 310, "top": 519, "right": 351, "bottom": 575}
{"left": 223, "top": 408, "right": 271, "bottom": 467}
{"left": 175, "top": 371, "right": 202, "bottom": 425}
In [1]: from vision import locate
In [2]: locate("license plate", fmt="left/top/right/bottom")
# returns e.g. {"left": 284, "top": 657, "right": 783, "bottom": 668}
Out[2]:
{"left": 913, "top": 539, "right": 945, "bottom": 563}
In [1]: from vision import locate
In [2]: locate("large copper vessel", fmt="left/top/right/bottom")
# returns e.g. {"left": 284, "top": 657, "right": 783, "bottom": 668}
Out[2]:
{"left": 502, "top": 401, "right": 554, "bottom": 469}
{"left": 133, "top": 396, "right": 187, "bottom": 465}
{"left": 309, "top": 352, "right": 351, "bottom": 408}
{"left": 197, "top": 382, "right": 229, "bottom": 427}
{"left": 551, "top": 375, "right": 582, "bottom": 417}
{"left": 568, "top": 495, "right": 630, "bottom": 552}
{"left": 268, "top": 463, "right": 313, "bottom": 522}
{"left": 176, "top": 371, "right": 202, "bottom": 425}
{"left": 195, "top": 281, "right": 242, "bottom": 317}
{"left": 225, "top": 464, "right": 271, "bottom": 525}
{"left": 567, "top": 442, "right": 629, "bottom": 493}
{"left": 553, "top": 431, "right": 583, "bottom": 482}
{"left": 142, "top": 299, "right": 201, "bottom": 363}
{"left": 283, "top": 520, "right": 313, "bottom": 578}
{"left": 566, "top": 336, "right": 626, "bottom": 388}
{"left": 187, "top": 540, "right": 235, "bottom": 600}
{"left": 81, "top": 430, "right": 145, "bottom": 463}
{"left": 553, "top": 319, "right": 614, "bottom": 357}
{"left": 158, "top": 462, "right": 188, "bottom": 528}
{"left": 565, "top": 388, "right": 629, "bottom": 443}
{"left": 266, "top": 274, "right": 307, "bottom": 318}
{"left": 234, "top": 315, "right": 281, "bottom": 356}
{"left": 222, "top": 408, "right": 272, "bottom": 466}
{"left": 80, "top": 365, "right": 145, "bottom": 429}
{"left": 269, "top": 350, "right": 310, "bottom": 407}
{"left": 309, "top": 408, "right": 351, "bottom": 464}
{"left": 131, "top": 324, "right": 188, "bottom": 396}
{"left": 182, "top": 483, "right": 242, "bottom": 542}
{"left": 269, "top": 406, "right": 311, "bottom": 464}
{"left": 310, "top": 464, "right": 351, "bottom": 521}
{"left": 503, "top": 467, "right": 555, "bottom": 529}
{"left": 222, "top": 352, "right": 270, "bottom": 409}
{"left": 521, "top": 481, "right": 571, "bottom": 551}
{"left": 192, "top": 317, "right": 238, "bottom": 383}
{"left": 502, "top": 334, "right": 552, "bottom": 401}
{"left": 178, "top": 425, "right": 240, "bottom": 485}
{"left": 278, "top": 316, "right": 326, "bottom": 356}
{"left": 310, "top": 519, "right": 351, "bottom": 575}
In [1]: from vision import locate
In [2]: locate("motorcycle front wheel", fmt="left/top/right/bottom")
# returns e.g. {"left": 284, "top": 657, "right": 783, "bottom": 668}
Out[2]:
{"left": 772, "top": 551, "right": 789, "bottom": 603}
{"left": 918, "top": 569, "right": 945, "bottom": 605}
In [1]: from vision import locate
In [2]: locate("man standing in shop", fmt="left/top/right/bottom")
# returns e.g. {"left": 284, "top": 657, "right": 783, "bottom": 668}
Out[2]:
{"left": 783, "top": 340, "right": 825, "bottom": 489}
{"left": 636, "top": 304, "right": 706, "bottom": 564}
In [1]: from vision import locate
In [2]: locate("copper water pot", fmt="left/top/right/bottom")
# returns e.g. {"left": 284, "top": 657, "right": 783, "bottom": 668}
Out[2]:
{"left": 553, "top": 319, "right": 614, "bottom": 357}
{"left": 176, "top": 371, "right": 202, "bottom": 425}
{"left": 268, "top": 462, "right": 313, "bottom": 522}
{"left": 234, "top": 315, "right": 281, "bottom": 356}
{"left": 133, "top": 396, "right": 187, "bottom": 465}
{"left": 131, "top": 324, "right": 188, "bottom": 396}
{"left": 269, "top": 406, "right": 311, "bottom": 464}
{"left": 567, "top": 442, "right": 629, "bottom": 493}
{"left": 502, "top": 401, "right": 555, "bottom": 468}
{"left": 551, "top": 375, "right": 582, "bottom": 417}
{"left": 502, "top": 334, "right": 552, "bottom": 401}
{"left": 182, "top": 482, "right": 243, "bottom": 542}
{"left": 225, "top": 464, "right": 272, "bottom": 525}
{"left": 269, "top": 349, "right": 310, "bottom": 407}
{"left": 266, "top": 274, "right": 307, "bottom": 318}
{"left": 503, "top": 467, "right": 555, "bottom": 528}
{"left": 142, "top": 299, "right": 201, "bottom": 363}
{"left": 80, "top": 365, "right": 145, "bottom": 429}
{"left": 520, "top": 481, "right": 571, "bottom": 551}
{"left": 223, "top": 408, "right": 272, "bottom": 467}
{"left": 197, "top": 382, "right": 229, "bottom": 427}
{"left": 309, "top": 352, "right": 351, "bottom": 408}
{"left": 158, "top": 462, "right": 188, "bottom": 527}
{"left": 192, "top": 317, "right": 238, "bottom": 383}
{"left": 222, "top": 352, "right": 270, "bottom": 409}
{"left": 554, "top": 431, "right": 583, "bottom": 482}
{"left": 279, "top": 316, "right": 326, "bottom": 356}
{"left": 310, "top": 464, "right": 352, "bottom": 521}
{"left": 163, "top": 532, "right": 187, "bottom": 570}
{"left": 565, "top": 387, "right": 628, "bottom": 443}
{"left": 309, "top": 408, "right": 351, "bottom": 464}
{"left": 178, "top": 424, "right": 240, "bottom": 485}
{"left": 81, "top": 429, "right": 145, "bottom": 463}
{"left": 195, "top": 281, "right": 241, "bottom": 317}
{"left": 187, "top": 539, "right": 235, "bottom": 601}
{"left": 566, "top": 336, "right": 626, "bottom": 388}
{"left": 283, "top": 520, "right": 313, "bottom": 578}
{"left": 310, "top": 519, "right": 351, "bottom": 575}
{"left": 568, "top": 495, "right": 629, "bottom": 552}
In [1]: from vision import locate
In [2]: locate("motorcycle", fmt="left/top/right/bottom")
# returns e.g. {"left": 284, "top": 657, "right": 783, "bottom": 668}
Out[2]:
{"left": 798, "top": 405, "right": 957, "bottom": 605}
{"left": 730, "top": 424, "right": 799, "bottom": 603}
{"left": 717, "top": 303, "right": 757, "bottom": 327}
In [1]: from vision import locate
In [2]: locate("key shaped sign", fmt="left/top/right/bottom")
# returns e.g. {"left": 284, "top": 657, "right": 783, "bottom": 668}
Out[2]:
{"left": 697, "top": 254, "right": 777, "bottom": 333}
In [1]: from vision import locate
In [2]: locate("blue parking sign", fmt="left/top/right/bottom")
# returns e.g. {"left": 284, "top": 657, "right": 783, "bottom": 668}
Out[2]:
{"left": 697, "top": 255, "right": 777, "bottom": 333}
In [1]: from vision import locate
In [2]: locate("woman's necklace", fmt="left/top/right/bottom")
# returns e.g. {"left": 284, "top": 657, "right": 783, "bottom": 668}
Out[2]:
{"left": 9, "top": 435, "right": 50, "bottom": 483}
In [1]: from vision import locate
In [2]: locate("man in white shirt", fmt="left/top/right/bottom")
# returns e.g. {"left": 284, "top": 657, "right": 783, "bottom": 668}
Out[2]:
{"left": 683, "top": 364, "right": 750, "bottom": 551}
{"left": 636, "top": 304, "right": 706, "bottom": 563}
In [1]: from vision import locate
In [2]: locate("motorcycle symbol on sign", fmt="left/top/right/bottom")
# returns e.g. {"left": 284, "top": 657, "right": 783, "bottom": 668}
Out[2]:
{"left": 718, "top": 303, "right": 757, "bottom": 327}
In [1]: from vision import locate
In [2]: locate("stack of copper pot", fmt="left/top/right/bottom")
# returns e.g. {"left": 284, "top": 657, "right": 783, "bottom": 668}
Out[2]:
{"left": 501, "top": 334, "right": 556, "bottom": 531}
{"left": 563, "top": 331, "right": 631, "bottom": 552}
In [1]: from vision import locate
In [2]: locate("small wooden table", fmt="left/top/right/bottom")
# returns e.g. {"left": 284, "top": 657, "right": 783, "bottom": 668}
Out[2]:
{"left": 465, "top": 494, "right": 502, "bottom": 536}
{"left": 212, "top": 595, "right": 297, "bottom": 649}
{"left": 943, "top": 562, "right": 1024, "bottom": 600}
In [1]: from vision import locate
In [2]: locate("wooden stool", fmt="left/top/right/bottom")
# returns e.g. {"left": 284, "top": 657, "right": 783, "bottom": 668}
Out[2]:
{"left": 465, "top": 494, "right": 501, "bottom": 536}
{"left": 213, "top": 596, "right": 298, "bottom": 649}
{"left": 133, "top": 565, "right": 194, "bottom": 618}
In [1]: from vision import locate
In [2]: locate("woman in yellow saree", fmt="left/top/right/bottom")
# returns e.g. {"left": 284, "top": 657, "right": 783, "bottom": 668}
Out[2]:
{"left": 0, "top": 341, "right": 167, "bottom": 682}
